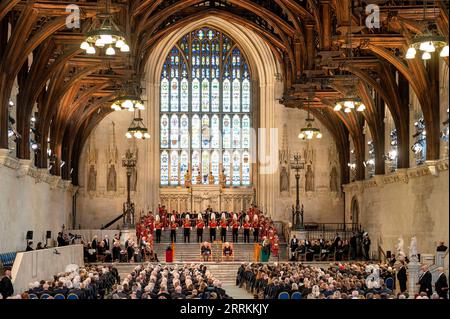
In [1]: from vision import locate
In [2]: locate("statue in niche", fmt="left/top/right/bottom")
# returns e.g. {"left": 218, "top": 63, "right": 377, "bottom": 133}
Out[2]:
{"left": 130, "top": 167, "right": 137, "bottom": 192}
{"left": 185, "top": 169, "right": 192, "bottom": 188}
{"left": 87, "top": 165, "right": 97, "bottom": 192}
{"left": 280, "top": 165, "right": 289, "bottom": 193}
{"left": 107, "top": 164, "right": 117, "bottom": 192}
{"left": 330, "top": 166, "right": 339, "bottom": 192}
{"left": 305, "top": 164, "right": 314, "bottom": 192}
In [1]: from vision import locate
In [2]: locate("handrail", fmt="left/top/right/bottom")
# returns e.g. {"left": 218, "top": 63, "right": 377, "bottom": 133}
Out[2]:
{"left": 101, "top": 213, "right": 123, "bottom": 229}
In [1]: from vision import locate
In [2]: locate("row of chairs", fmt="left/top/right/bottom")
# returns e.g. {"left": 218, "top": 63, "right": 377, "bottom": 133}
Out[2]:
{"left": 28, "top": 293, "right": 79, "bottom": 299}
{"left": 278, "top": 292, "right": 302, "bottom": 299}
{"left": 0, "top": 252, "right": 17, "bottom": 268}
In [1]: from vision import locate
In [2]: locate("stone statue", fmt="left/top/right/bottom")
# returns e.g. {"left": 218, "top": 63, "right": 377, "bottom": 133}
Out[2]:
{"left": 305, "top": 165, "right": 314, "bottom": 192}
{"left": 107, "top": 164, "right": 117, "bottom": 192}
{"left": 87, "top": 165, "right": 97, "bottom": 192}
{"left": 330, "top": 166, "right": 339, "bottom": 192}
{"left": 219, "top": 169, "right": 227, "bottom": 188}
{"left": 196, "top": 169, "right": 202, "bottom": 184}
{"left": 185, "top": 169, "right": 192, "bottom": 188}
{"left": 208, "top": 171, "right": 215, "bottom": 184}
{"left": 130, "top": 167, "right": 137, "bottom": 192}
{"left": 409, "top": 236, "right": 418, "bottom": 262}
{"left": 397, "top": 237, "right": 405, "bottom": 258}
{"left": 280, "top": 165, "right": 289, "bottom": 192}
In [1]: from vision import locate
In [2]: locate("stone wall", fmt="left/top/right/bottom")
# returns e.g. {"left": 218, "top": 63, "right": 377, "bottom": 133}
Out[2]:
{"left": 0, "top": 150, "right": 73, "bottom": 253}
{"left": 343, "top": 160, "right": 449, "bottom": 257}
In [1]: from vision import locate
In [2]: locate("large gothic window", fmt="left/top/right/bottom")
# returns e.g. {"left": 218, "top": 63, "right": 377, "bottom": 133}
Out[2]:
{"left": 160, "top": 27, "right": 252, "bottom": 186}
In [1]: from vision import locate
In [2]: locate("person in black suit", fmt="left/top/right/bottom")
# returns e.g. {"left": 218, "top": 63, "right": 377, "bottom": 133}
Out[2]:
{"left": 396, "top": 261, "right": 407, "bottom": 293}
{"left": 290, "top": 235, "right": 298, "bottom": 260}
{"left": 0, "top": 270, "right": 14, "bottom": 298}
{"left": 436, "top": 241, "right": 448, "bottom": 252}
{"left": 26, "top": 241, "right": 34, "bottom": 251}
{"left": 435, "top": 267, "right": 448, "bottom": 299}
{"left": 57, "top": 232, "right": 66, "bottom": 247}
{"left": 418, "top": 264, "right": 433, "bottom": 297}
{"left": 350, "top": 233, "right": 357, "bottom": 260}
{"left": 91, "top": 236, "right": 98, "bottom": 251}
{"left": 103, "top": 235, "right": 110, "bottom": 250}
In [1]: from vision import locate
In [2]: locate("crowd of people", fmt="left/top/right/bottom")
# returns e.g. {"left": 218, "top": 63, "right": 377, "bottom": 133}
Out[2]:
{"left": 103, "top": 263, "right": 231, "bottom": 299}
{"left": 0, "top": 265, "right": 119, "bottom": 299}
{"left": 289, "top": 231, "right": 371, "bottom": 261}
{"left": 236, "top": 261, "right": 448, "bottom": 299}
{"left": 135, "top": 205, "right": 282, "bottom": 257}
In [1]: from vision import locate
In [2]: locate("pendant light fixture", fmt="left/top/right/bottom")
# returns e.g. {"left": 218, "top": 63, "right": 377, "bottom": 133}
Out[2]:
{"left": 126, "top": 110, "right": 150, "bottom": 140}
{"left": 298, "top": 97, "right": 322, "bottom": 140}
{"left": 80, "top": 0, "right": 130, "bottom": 55}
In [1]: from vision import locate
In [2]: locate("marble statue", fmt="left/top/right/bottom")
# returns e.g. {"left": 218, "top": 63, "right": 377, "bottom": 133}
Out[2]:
{"left": 87, "top": 165, "right": 97, "bottom": 192}
{"left": 107, "top": 164, "right": 117, "bottom": 192}
{"left": 280, "top": 165, "right": 289, "bottom": 192}
{"left": 397, "top": 237, "right": 405, "bottom": 258}
{"left": 330, "top": 166, "right": 339, "bottom": 192}
{"left": 409, "top": 236, "right": 418, "bottom": 262}
{"left": 305, "top": 165, "right": 314, "bottom": 192}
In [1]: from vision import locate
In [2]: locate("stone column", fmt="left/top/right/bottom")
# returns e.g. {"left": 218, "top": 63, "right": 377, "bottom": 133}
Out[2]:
{"left": 407, "top": 261, "right": 421, "bottom": 297}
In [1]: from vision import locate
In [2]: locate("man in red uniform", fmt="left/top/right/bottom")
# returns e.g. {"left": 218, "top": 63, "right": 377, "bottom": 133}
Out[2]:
{"left": 209, "top": 213, "right": 217, "bottom": 242}
{"left": 154, "top": 215, "right": 163, "bottom": 243}
{"left": 232, "top": 213, "right": 240, "bottom": 243}
{"left": 243, "top": 215, "right": 251, "bottom": 243}
{"left": 220, "top": 213, "right": 228, "bottom": 242}
{"left": 183, "top": 214, "right": 192, "bottom": 243}
{"left": 196, "top": 213, "right": 205, "bottom": 243}
{"left": 252, "top": 214, "right": 260, "bottom": 243}
{"left": 170, "top": 215, "right": 178, "bottom": 243}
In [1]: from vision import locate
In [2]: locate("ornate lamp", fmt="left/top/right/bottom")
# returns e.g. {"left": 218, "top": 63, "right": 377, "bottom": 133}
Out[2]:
{"left": 334, "top": 96, "right": 366, "bottom": 113}
{"left": 298, "top": 97, "right": 322, "bottom": 140}
{"left": 111, "top": 81, "right": 145, "bottom": 112}
{"left": 80, "top": 0, "right": 130, "bottom": 55}
{"left": 125, "top": 110, "right": 150, "bottom": 140}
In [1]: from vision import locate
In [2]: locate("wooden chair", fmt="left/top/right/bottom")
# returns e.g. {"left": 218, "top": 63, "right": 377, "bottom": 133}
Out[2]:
{"left": 200, "top": 243, "right": 212, "bottom": 262}
{"left": 222, "top": 242, "right": 234, "bottom": 261}
{"left": 297, "top": 252, "right": 306, "bottom": 262}
{"left": 313, "top": 253, "right": 321, "bottom": 261}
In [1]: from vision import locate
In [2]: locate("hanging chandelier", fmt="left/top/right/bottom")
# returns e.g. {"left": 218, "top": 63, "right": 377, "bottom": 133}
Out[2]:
{"left": 406, "top": 33, "right": 448, "bottom": 60}
{"left": 80, "top": 0, "right": 130, "bottom": 55}
{"left": 405, "top": 1, "right": 448, "bottom": 60}
{"left": 111, "top": 81, "right": 145, "bottom": 112}
{"left": 298, "top": 99, "right": 322, "bottom": 140}
{"left": 334, "top": 96, "right": 366, "bottom": 113}
{"left": 125, "top": 110, "right": 150, "bottom": 140}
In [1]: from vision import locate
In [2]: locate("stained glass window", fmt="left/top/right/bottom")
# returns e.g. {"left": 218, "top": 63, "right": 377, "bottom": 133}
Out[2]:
{"left": 161, "top": 151, "right": 169, "bottom": 185}
{"left": 160, "top": 27, "right": 252, "bottom": 186}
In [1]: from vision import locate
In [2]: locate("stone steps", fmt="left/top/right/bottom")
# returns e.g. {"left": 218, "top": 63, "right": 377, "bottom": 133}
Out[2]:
{"left": 150, "top": 228, "right": 286, "bottom": 244}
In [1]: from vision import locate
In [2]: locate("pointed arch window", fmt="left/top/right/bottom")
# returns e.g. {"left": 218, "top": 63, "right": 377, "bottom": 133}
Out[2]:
{"left": 160, "top": 27, "right": 252, "bottom": 186}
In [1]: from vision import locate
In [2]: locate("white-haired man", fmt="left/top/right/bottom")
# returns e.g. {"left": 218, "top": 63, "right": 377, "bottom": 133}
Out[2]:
{"left": 435, "top": 267, "right": 448, "bottom": 299}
